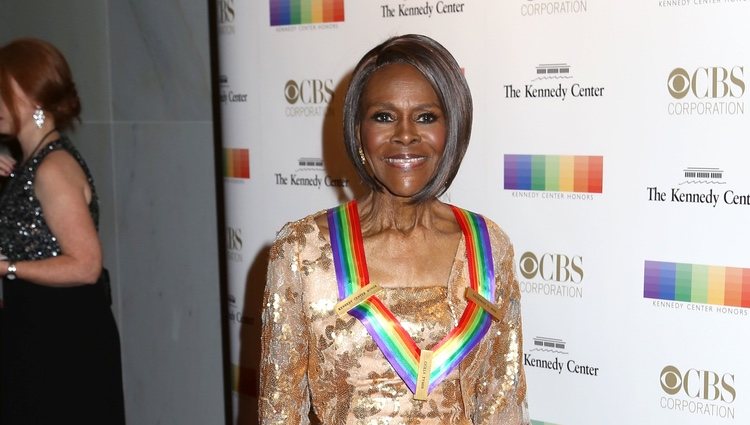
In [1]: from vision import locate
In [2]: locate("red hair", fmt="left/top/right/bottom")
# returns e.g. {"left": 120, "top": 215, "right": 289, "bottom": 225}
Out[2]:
{"left": 0, "top": 38, "right": 81, "bottom": 133}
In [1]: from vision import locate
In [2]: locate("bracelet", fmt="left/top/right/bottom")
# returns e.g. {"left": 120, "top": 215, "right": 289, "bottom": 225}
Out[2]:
{"left": 6, "top": 262, "right": 16, "bottom": 280}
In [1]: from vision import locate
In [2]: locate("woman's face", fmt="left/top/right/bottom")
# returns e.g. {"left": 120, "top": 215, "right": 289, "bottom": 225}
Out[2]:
{"left": 358, "top": 63, "right": 447, "bottom": 199}
{"left": 0, "top": 77, "right": 34, "bottom": 136}
{"left": 0, "top": 86, "right": 12, "bottom": 136}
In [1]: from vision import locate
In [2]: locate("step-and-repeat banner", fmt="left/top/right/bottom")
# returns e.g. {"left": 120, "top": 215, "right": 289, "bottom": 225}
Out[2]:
{"left": 218, "top": 1, "right": 749, "bottom": 424}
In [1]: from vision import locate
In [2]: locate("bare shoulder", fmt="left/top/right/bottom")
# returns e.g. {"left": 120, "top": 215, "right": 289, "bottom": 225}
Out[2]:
{"left": 35, "top": 149, "right": 87, "bottom": 186}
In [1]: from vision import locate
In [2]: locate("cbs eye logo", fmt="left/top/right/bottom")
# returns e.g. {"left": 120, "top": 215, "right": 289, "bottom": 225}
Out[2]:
{"left": 284, "top": 79, "right": 334, "bottom": 105}
{"left": 518, "top": 251, "right": 583, "bottom": 283}
{"left": 668, "top": 66, "right": 745, "bottom": 100}
{"left": 660, "top": 365, "right": 736, "bottom": 403}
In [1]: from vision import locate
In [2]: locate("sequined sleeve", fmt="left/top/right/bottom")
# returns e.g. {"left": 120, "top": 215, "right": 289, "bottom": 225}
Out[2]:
{"left": 259, "top": 222, "right": 311, "bottom": 425}
{"left": 474, "top": 225, "right": 530, "bottom": 424}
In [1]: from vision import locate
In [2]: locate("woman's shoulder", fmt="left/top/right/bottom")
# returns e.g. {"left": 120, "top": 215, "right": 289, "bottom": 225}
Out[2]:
{"left": 453, "top": 205, "right": 511, "bottom": 243}
{"left": 484, "top": 216, "right": 512, "bottom": 246}
{"left": 35, "top": 138, "right": 88, "bottom": 174}
{"left": 453, "top": 206, "right": 514, "bottom": 263}
{"left": 274, "top": 210, "right": 322, "bottom": 237}
{"left": 35, "top": 146, "right": 88, "bottom": 187}
{"left": 272, "top": 208, "right": 330, "bottom": 247}
{"left": 269, "top": 208, "right": 329, "bottom": 263}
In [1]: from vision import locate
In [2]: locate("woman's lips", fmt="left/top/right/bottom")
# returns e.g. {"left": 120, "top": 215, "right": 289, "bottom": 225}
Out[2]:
{"left": 383, "top": 154, "right": 428, "bottom": 170}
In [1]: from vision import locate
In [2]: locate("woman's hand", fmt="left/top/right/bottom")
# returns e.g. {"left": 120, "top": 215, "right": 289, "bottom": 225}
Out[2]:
{"left": 0, "top": 154, "right": 16, "bottom": 176}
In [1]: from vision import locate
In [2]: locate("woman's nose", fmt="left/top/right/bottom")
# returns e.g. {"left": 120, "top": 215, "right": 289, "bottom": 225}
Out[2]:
{"left": 391, "top": 119, "right": 419, "bottom": 145}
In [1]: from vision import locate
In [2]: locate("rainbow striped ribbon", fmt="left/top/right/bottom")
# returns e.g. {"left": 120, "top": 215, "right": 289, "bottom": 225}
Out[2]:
{"left": 327, "top": 201, "right": 496, "bottom": 395}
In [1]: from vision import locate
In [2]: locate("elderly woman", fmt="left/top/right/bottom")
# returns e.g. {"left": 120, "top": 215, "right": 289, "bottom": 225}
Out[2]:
{"left": 259, "top": 34, "right": 529, "bottom": 424}
{"left": 0, "top": 39, "right": 125, "bottom": 424}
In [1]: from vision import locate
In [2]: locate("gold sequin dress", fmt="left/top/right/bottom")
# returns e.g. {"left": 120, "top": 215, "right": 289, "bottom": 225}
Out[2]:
{"left": 260, "top": 211, "right": 529, "bottom": 425}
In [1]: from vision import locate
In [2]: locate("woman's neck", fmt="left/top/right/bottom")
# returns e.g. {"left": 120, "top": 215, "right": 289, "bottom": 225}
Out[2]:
{"left": 359, "top": 191, "right": 445, "bottom": 235}
{"left": 18, "top": 125, "right": 59, "bottom": 162}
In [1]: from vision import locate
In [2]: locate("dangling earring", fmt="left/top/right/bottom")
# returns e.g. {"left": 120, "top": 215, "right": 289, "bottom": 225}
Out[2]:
{"left": 33, "top": 107, "right": 46, "bottom": 129}
{"left": 358, "top": 147, "right": 366, "bottom": 165}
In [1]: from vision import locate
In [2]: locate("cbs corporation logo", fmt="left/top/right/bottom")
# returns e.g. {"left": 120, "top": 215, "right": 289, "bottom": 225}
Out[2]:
{"left": 284, "top": 79, "right": 334, "bottom": 104}
{"left": 226, "top": 226, "right": 243, "bottom": 262}
{"left": 519, "top": 251, "right": 583, "bottom": 283}
{"left": 668, "top": 67, "right": 744, "bottom": 100}
{"left": 283, "top": 79, "right": 334, "bottom": 117}
{"left": 518, "top": 251, "right": 585, "bottom": 298}
{"left": 520, "top": 0, "right": 588, "bottom": 16}
{"left": 659, "top": 365, "right": 737, "bottom": 419}
{"left": 667, "top": 66, "right": 745, "bottom": 115}
{"left": 217, "top": 0, "right": 235, "bottom": 35}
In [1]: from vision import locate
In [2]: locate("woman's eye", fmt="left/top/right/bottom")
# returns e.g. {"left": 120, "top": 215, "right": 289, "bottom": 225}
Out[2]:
{"left": 416, "top": 113, "right": 438, "bottom": 123}
{"left": 372, "top": 112, "right": 394, "bottom": 122}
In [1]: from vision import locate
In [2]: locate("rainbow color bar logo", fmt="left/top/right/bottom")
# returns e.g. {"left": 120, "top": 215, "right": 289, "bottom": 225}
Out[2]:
{"left": 504, "top": 155, "right": 603, "bottom": 193}
{"left": 270, "top": 0, "right": 345, "bottom": 26}
{"left": 644, "top": 261, "right": 750, "bottom": 308}
{"left": 223, "top": 148, "right": 250, "bottom": 179}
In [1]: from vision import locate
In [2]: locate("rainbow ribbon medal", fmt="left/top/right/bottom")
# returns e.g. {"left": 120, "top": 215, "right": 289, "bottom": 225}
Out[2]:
{"left": 327, "top": 201, "right": 496, "bottom": 397}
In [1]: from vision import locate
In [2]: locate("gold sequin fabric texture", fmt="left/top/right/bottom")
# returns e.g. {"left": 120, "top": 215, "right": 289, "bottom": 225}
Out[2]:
{"left": 260, "top": 212, "right": 529, "bottom": 425}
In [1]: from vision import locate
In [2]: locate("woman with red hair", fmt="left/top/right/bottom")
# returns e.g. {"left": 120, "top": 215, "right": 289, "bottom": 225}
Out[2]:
{"left": 0, "top": 38, "right": 125, "bottom": 424}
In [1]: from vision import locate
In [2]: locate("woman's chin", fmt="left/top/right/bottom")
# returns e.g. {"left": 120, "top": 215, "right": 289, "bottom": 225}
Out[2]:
{"left": 381, "top": 186, "right": 425, "bottom": 200}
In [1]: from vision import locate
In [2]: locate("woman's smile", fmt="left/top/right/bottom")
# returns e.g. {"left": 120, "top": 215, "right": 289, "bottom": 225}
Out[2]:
{"left": 358, "top": 63, "right": 447, "bottom": 199}
{"left": 382, "top": 153, "right": 430, "bottom": 170}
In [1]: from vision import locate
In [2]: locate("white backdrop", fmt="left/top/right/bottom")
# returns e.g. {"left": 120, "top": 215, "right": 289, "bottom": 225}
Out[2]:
{"left": 218, "top": 1, "right": 750, "bottom": 424}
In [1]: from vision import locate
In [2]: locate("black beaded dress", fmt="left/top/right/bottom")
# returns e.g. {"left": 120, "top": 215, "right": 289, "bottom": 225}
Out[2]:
{"left": 0, "top": 138, "right": 125, "bottom": 425}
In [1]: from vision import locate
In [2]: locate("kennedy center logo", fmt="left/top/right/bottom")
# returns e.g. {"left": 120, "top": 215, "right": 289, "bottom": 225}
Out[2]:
{"left": 379, "top": 1, "right": 467, "bottom": 18}
{"left": 646, "top": 166, "right": 750, "bottom": 208}
{"left": 219, "top": 75, "right": 248, "bottom": 105}
{"left": 504, "top": 64, "right": 605, "bottom": 101}
{"left": 524, "top": 336, "right": 600, "bottom": 377}
{"left": 274, "top": 157, "right": 349, "bottom": 190}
